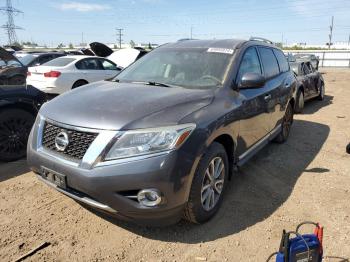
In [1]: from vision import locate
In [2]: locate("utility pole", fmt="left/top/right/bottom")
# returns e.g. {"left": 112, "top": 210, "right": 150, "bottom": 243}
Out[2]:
{"left": 81, "top": 32, "right": 84, "bottom": 46}
{"left": 116, "top": 28, "right": 123, "bottom": 49}
{"left": 0, "top": 0, "right": 23, "bottom": 45}
{"left": 328, "top": 16, "right": 334, "bottom": 49}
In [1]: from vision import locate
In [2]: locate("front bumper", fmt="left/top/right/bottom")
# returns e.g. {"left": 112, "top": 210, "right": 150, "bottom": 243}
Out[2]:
{"left": 27, "top": 117, "right": 196, "bottom": 226}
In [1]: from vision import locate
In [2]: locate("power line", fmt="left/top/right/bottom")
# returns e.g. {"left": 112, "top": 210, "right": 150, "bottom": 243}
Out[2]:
{"left": 116, "top": 28, "right": 123, "bottom": 49}
{"left": 0, "top": 0, "right": 23, "bottom": 45}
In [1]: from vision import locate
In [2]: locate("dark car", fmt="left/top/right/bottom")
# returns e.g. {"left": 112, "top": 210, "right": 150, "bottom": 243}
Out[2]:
{"left": 294, "top": 54, "right": 319, "bottom": 70}
{"left": 0, "top": 85, "right": 47, "bottom": 161}
{"left": 0, "top": 47, "right": 27, "bottom": 85}
{"left": 27, "top": 38, "right": 296, "bottom": 225}
{"left": 290, "top": 60, "right": 325, "bottom": 113}
{"left": 15, "top": 52, "right": 66, "bottom": 68}
{"left": 0, "top": 48, "right": 66, "bottom": 85}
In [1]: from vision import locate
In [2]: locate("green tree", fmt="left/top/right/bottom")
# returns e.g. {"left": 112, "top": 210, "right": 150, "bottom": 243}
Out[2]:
{"left": 57, "top": 43, "right": 64, "bottom": 49}
{"left": 12, "top": 41, "right": 23, "bottom": 48}
{"left": 275, "top": 42, "right": 283, "bottom": 49}
{"left": 69, "top": 43, "right": 74, "bottom": 49}
{"left": 148, "top": 42, "right": 152, "bottom": 50}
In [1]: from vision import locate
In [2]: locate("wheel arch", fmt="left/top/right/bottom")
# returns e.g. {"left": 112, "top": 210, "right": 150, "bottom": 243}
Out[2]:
{"left": 211, "top": 133, "right": 236, "bottom": 179}
{"left": 0, "top": 101, "right": 37, "bottom": 116}
{"left": 72, "top": 79, "right": 89, "bottom": 89}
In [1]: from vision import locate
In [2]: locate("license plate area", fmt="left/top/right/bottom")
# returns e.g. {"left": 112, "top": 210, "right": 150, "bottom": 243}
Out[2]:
{"left": 41, "top": 167, "right": 67, "bottom": 189}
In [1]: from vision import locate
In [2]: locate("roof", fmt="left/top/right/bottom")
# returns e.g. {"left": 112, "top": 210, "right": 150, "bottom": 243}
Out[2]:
{"left": 161, "top": 38, "right": 277, "bottom": 50}
{"left": 163, "top": 39, "right": 247, "bottom": 50}
{"left": 63, "top": 55, "right": 95, "bottom": 59}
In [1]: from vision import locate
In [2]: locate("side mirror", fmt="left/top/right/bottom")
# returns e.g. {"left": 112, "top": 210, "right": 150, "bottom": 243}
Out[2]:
{"left": 239, "top": 72, "right": 265, "bottom": 89}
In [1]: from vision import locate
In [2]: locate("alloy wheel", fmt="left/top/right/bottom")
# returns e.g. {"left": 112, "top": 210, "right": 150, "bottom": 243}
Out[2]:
{"left": 0, "top": 116, "right": 32, "bottom": 158}
{"left": 201, "top": 157, "right": 225, "bottom": 211}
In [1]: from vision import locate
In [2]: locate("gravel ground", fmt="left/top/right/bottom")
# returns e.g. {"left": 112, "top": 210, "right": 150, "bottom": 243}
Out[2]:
{"left": 0, "top": 69, "right": 349, "bottom": 262}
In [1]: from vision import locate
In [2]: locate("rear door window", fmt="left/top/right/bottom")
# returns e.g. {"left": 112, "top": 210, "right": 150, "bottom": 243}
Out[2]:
{"left": 273, "top": 49, "right": 289, "bottom": 73}
{"left": 258, "top": 47, "right": 280, "bottom": 78}
{"left": 237, "top": 47, "right": 262, "bottom": 81}
{"left": 76, "top": 58, "right": 104, "bottom": 70}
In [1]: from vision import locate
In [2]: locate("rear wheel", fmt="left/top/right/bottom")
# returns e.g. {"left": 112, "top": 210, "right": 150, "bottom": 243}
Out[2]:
{"left": 294, "top": 89, "right": 304, "bottom": 114}
{"left": 0, "top": 109, "right": 35, "bottom": 162}
{"left": 72, "top": 80, "right": 88, "bottom": 89}
{"left": 184, "top": 142, "right": 228, "bottom": 224}
{"left": 274, "top": 102, "right": 293, "bottom": 143}
{"left": 318, "top": 83, "right": 325, "bottom": 101}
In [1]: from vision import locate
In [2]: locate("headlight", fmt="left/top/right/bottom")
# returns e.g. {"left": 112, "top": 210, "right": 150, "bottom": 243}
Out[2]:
{"left": 104, "top": 123, "right": 196, "bottom": 161}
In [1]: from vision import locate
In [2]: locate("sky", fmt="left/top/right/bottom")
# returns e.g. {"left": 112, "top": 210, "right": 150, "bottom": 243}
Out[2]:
{"left": 0, "top": 0, "right": 349, "bottom": 46}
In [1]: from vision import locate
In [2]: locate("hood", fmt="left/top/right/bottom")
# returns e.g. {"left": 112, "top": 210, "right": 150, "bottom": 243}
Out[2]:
{"left": 107, "top": 48, "right": 143, "bottom": 69}
{"left": 89, "top": 42, "right": 114, "bottom": 57}
{"left": 0, "top": 47, "right": 23, "bottom": 65}
{"left": 40, "top": 81, "right": 214, "bottom": 130}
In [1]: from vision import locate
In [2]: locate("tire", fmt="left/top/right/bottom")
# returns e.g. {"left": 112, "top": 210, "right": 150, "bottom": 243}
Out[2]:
{"left": 72, "top": 80, "right": 88, "bottom": 89}
{"left": 274, "top": 102, "right": 293, "bottom": 143}
{"left": 184, "top": 142, "right": 228, "bottom": 224}
{"left": 318, "top": 83, "right": 325, "bottom": 101}
{"left": 294, "top": 89, "right": 304, "bottom": 114}
{"left": 0, "top": 109, "right": 35, "bottom": 162}
{"left": 9, "top": 75, "right": 26, "bottom": 85}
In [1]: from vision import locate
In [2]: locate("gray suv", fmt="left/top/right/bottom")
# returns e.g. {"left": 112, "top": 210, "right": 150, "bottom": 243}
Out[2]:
{"left": 27, "top": 38, "right": 296, "bottom": 225}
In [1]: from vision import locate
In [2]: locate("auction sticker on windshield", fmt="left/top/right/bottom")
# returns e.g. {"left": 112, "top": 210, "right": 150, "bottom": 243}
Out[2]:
{"left": 207, "top": 48, "right": 234, "bottom": 54}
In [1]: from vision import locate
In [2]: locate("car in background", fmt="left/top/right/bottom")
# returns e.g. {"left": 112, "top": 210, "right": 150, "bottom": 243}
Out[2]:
{"left": 0, "top": 47, "right": 27, "bottom": 85}
{"left": 27, "top": 56, "right": 121, "bottom": 95}
{"left": 0, "top": 85, "right": 47, "bottom": 161}
{"left": 290, "top": 60, "right": 324, "bottom": 113}
{"left": 89, "top": 42, "right": 148, "bottom": 69}
{"left": 0, "top": 48, "right": 67, "bottom": 86}
{"left": 15, "top": 52, "right": 66, "bottom": 68}
{"left": 294, "top": 53, "right": 319, "bottom": 70}
{"left": 27, "top": 38, "right": 296, "bottom": 225}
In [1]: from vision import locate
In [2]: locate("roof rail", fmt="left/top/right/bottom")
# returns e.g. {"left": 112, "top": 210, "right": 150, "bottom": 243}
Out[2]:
{"left": 177, "top": 38, "right": 198, "bottom": 42}
{"left": 249, "top": 37, "right": 274, "bottom": 45}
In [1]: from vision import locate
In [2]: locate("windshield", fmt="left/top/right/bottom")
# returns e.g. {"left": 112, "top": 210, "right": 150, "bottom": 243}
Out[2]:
{"left": 116, "top": 48, "right": 233, "bottom": 89}
{"left": 43, "top": 57, "right": 76, "bottom": 67}
{"left": 17, "top": 55, "right": 36, "bottom": 66}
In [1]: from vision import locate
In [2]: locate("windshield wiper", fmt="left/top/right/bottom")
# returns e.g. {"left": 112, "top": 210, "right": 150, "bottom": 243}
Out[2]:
{"left": 130, "top": 81, "right": 170, "bottom": 87}
{"left": 146, "top": 81, "right": 170, "bottom": 87}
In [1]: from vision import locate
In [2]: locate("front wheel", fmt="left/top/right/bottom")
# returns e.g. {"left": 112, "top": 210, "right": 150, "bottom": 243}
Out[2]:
{"left": 274, "top": 102, "right": 293, "bottom": 143}
{"left": 318, "top": 83, "right": 325, "bottom": 101}
{"left": 184, "top": 142, "right": 228, "bottom": 224}
{"left": 0, "top": 109, "right": 35, "bottom": 162}
{"left": 294, "top": 89, "right": 304, "bottom": 114}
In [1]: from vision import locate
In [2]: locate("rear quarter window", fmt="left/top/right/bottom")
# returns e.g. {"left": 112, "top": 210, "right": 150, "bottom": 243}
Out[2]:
{"left": 258, "top": 47, "right": 280, "bottom": 79}
{"left": 273, "top": 49, "right": 289, "bottom": 73}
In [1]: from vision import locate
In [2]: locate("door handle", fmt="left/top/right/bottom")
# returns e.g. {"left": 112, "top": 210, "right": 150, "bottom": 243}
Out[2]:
{"left": 264, "top": 94, "right": 272, "bottom": 101}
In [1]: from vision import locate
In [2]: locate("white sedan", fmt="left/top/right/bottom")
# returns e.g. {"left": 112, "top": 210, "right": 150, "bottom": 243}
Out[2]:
{"left": 27, "top": 56, "right": 121, "bottom": 95}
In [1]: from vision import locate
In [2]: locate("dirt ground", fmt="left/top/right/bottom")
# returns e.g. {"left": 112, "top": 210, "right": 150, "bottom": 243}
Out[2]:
{"left": 0, "top": 69, "right": 349, "bottom": 262}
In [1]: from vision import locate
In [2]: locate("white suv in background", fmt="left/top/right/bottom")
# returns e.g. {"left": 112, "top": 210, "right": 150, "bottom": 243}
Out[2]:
{"left": 27, "top": 56, "right": 121, "bottom": 95}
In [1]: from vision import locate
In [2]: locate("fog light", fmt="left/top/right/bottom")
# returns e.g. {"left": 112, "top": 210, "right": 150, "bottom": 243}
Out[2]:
{"left": 137, "top": 189, "right": 162, "bottom": 207}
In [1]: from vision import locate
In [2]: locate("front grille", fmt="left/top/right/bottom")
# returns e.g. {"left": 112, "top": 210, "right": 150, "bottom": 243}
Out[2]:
{"left": 42, "top": 122, "right": 98, "bottom": 160}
